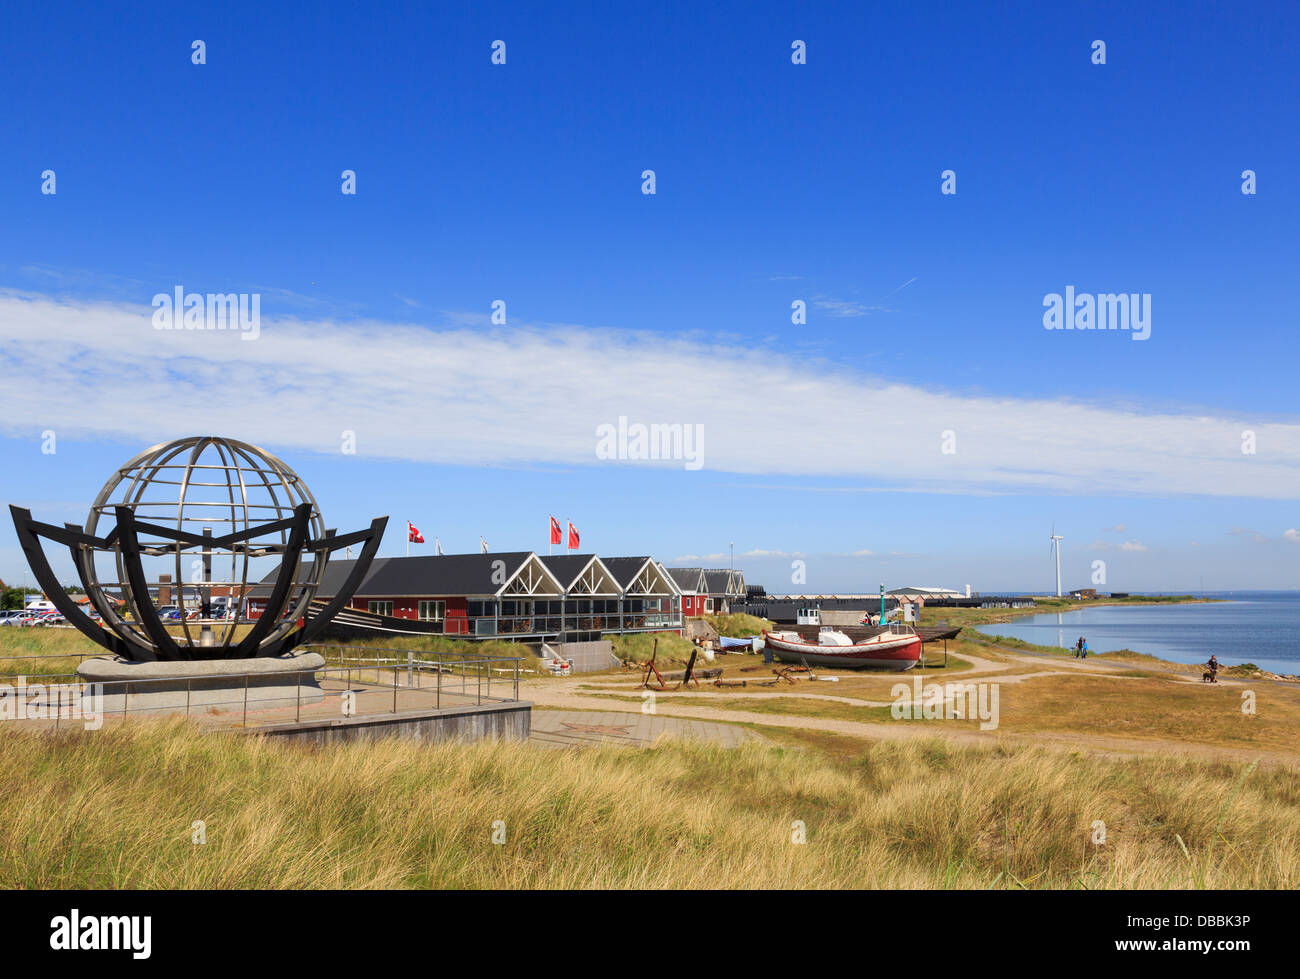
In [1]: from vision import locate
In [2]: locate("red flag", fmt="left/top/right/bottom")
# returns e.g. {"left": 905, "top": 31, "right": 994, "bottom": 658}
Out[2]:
{"left": 407, "top": 521, "right": 424, "bottom": 544}
{"left": 549, "top": 515, "right": 562, "bottom": 545}
{"left": 567, "top": 521, "right": 579, "bottom": 550}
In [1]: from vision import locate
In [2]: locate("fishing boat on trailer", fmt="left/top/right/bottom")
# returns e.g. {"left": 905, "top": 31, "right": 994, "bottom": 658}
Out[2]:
{"left": 762, "top": 624, "right": 923, "bottom": 671}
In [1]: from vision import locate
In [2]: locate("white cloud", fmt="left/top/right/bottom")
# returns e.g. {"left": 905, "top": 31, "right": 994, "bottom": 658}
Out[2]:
{"left": 1284, "top": 529, "right": 1300, "bottom": 543}
{"left": 3, "top": 291, "right": 1300, "bottom": 500}
{"left": 1120, "top": 540, "right": 1148, "bottom": 552}
{"left": 1102, "top": 523, "right": 1127, "bottom": 533}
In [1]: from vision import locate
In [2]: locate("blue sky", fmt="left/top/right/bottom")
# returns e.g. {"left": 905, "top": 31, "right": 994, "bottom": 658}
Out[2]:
{"left": 1, "top": 0, "right": 1298, "bottom": 593}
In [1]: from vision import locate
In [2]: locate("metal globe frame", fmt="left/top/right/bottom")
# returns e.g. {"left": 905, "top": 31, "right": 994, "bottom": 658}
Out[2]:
{"left": 10, "top": 436, "right": 387, "bottom": 662}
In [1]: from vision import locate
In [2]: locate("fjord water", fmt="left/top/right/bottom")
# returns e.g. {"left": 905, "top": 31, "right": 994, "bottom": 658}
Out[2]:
{"left": 979, "top": 592, "right": 1300, "bottom": 675}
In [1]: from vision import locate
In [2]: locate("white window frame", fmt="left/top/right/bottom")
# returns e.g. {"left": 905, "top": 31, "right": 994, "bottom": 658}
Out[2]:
{"left": 418, "top": 600, "right": 445, "bottom": 622}
{"left": 368, "top": 600, "right": 393, "bottom": 617}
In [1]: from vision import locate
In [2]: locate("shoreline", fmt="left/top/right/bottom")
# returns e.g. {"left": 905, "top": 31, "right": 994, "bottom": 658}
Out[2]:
{"left": 958, "top": 596, "right": 1300, "bottom": 681}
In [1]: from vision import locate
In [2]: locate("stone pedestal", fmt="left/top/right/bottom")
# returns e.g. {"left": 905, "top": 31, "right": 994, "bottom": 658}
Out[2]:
{"left": 76, "top": 652, "right": 326, "bottom": 717}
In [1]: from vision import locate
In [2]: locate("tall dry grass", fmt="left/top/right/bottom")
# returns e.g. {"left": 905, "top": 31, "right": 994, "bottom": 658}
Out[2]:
{"left": 0, "top": 720, "right": 1294, "bottom": 889}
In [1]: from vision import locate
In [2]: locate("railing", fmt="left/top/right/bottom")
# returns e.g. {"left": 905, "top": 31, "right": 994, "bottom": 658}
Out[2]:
{"left": 306, "top": 643, "right": 524, "bottom": 710}
{"left": 0, "top": 644, "right": 525, "bottom": 731}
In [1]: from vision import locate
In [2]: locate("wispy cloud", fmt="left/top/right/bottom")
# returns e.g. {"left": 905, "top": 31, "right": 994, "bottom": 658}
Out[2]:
{"left": 1102, "top": 523, "right": 1127, "bottom": 533}
{"left": 1089, "top": 539, "right": 1146, "bottom": 552}
{"left": 2, "top": 291, "right": 1299, "bottom": 500}
{"left": 812, "top": 296, "right": 892, "bottom": 318}
{"left": 1228, "top": 528, "right": 1267, "bottom": 542}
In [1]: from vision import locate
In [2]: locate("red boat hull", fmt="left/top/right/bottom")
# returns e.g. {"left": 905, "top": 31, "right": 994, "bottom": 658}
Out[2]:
{"left": 762, "top": 630, "right": 923, "bottom": 671}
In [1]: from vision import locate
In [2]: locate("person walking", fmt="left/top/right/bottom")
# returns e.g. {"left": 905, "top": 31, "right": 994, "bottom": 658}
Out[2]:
{"left": 1080, "top": 638, "right": 1088, "bottom": 659}
{"left": 1208, "top": 654, "right": 1219, "bottom": 683}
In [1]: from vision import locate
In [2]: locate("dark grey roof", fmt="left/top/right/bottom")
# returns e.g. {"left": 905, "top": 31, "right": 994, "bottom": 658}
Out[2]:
{"left": 703, "top": 570, "right": 733, "bottom": 594}
{"left": 248, "top": 557, "right": 390, "bottom": 599}
{"left": 666, "top": 567, "right": 704, "bottom": 592}
{"left": 538, "top": 553, "right": 598, "bottom": 588}
{"left": 600, "top": 556, "right": 655, "bottom": 589}
{"left": 361, "top": 552, "right": 535, "bottom": 597}
{"left": 250, "top": 553, "right": 537, "bottom": 599}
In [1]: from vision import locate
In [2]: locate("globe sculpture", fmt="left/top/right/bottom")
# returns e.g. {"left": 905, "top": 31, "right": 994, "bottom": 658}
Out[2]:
{"left": 10, "top": 436, "right": 387, "bottom": 662}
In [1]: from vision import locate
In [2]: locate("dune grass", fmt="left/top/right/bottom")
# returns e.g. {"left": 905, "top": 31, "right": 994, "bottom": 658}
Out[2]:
{"left": 313, "top": 633, "right": 544, "bottom": 671}
{"left": 609, "top": 631, "right": 697, "bottom": 666}
{"left": 0, "top": 718, "right": 1294, "bottom": 889}
{"left": 704, "top": 612, "right": 773, "bottom": 637}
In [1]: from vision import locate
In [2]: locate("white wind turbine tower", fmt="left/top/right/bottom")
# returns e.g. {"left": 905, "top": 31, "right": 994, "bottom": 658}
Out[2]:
{"left": 1049, "top": 524, "right": 1064, "bottom": 598}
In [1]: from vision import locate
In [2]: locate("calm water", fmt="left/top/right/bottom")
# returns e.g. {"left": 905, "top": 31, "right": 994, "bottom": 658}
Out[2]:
{"left": 979, "top": 592, "right": 1300, "bottom": 674}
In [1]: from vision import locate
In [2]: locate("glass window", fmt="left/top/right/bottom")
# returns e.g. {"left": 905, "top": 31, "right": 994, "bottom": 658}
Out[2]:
{"left": 418, "top": 600, "right": 444, "bottom": 621}
{"left": 368, "top": 601, "right": 393, "bottom": 617}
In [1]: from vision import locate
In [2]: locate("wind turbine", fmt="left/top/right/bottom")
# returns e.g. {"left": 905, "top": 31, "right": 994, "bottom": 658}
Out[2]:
{"left": 1049, "top": 524, "right": 1064, "bottom": 598}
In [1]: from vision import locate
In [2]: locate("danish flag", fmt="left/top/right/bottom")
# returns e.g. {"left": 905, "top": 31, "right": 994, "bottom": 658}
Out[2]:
{"left": 567, "top": 521, "right": 580, "bottom": 550}
{"left": 550, "top": 515, "right": 562, "bottom": 545}
{"left": 407, "top": 522, "right": 424, "bottom": 544}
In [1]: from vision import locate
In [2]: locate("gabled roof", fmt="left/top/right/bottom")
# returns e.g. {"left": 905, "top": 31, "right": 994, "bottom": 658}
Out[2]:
{"left": 498, "top": 553, "right": 566, "bottom": 596}
{"left": 666, "top": 567, "right": 705, "bottom": 593}
{"left": 603, "top": 557, "right": 679, "bottom": 596}
{"left": 539, "top": 554, "right": 621, "bottom": 595}
{"left": 701, "top": 569, "right": 746, "bottom": 597}
{"left": 702, "top": 570, "right": 732, "bottom": 594}
{"left": 539, "top": 553, "right": 598, "bottom": 586}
